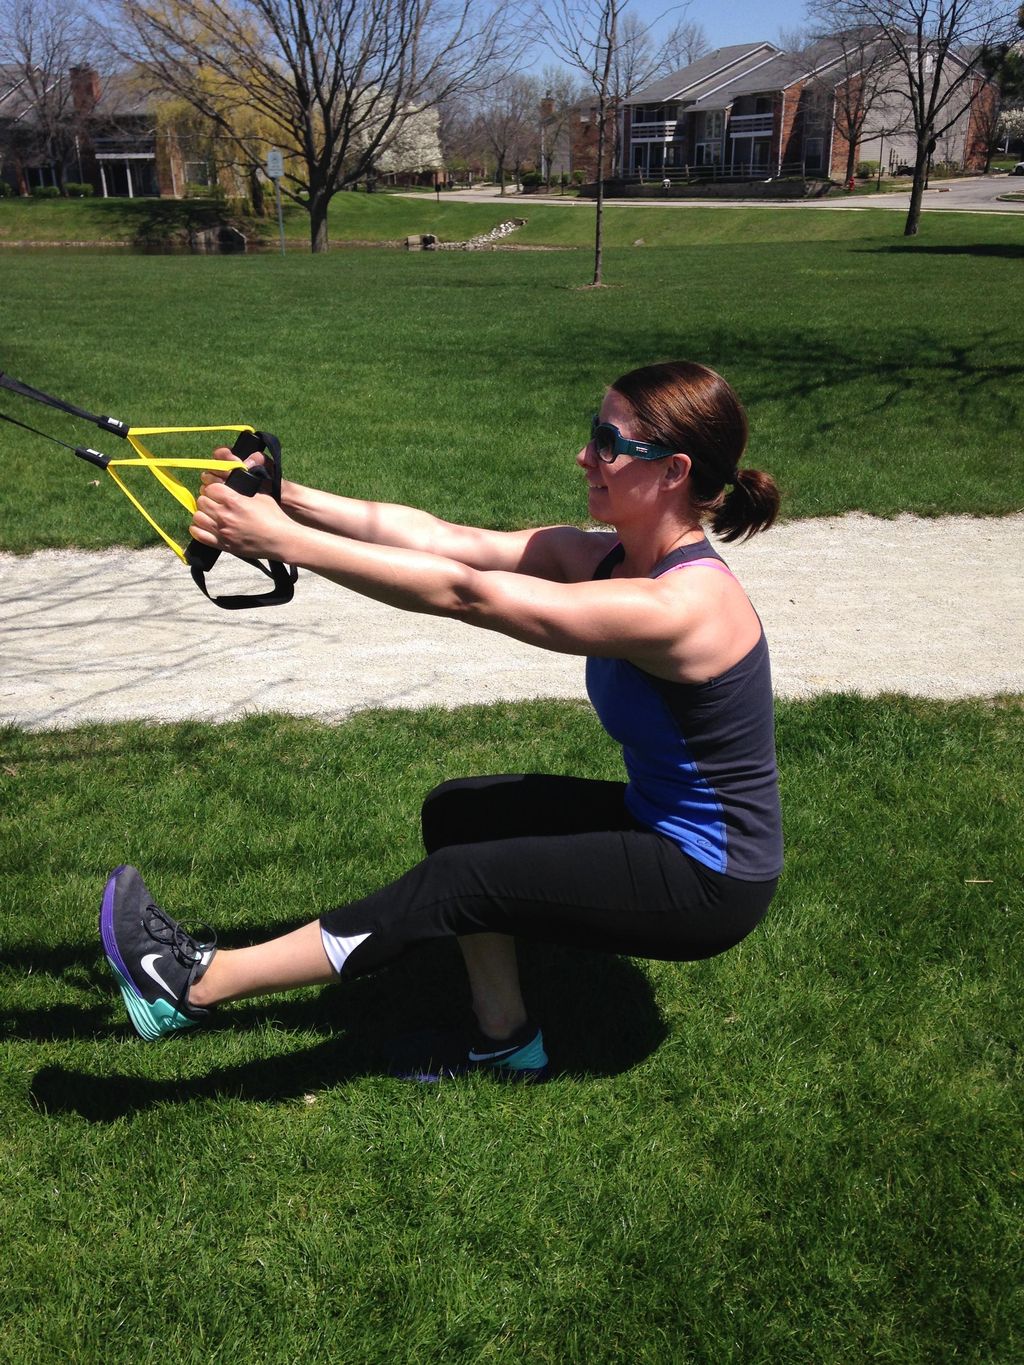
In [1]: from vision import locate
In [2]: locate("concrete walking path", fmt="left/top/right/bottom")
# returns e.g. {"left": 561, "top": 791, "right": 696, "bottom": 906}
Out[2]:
{"left": 2, "top": 513, "right": 1022, "bottom": 731}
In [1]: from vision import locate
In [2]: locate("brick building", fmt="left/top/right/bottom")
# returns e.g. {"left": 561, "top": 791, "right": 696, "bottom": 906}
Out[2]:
{"left": 622, "top": 39, "right": 997, "bottom": 183}
{"left": 1, "top": 64, "right": 181, "bottom": 197}
{"left": 540, "top": 94, "right": 618, "bottom": 182}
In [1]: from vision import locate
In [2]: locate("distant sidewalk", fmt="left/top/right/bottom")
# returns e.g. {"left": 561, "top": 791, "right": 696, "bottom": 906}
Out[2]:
{"left": 403, "top": 176, "right": 1024, "bottom": 214}
{"left": 2, "top": 514, "right": 1022, "bottom": 731}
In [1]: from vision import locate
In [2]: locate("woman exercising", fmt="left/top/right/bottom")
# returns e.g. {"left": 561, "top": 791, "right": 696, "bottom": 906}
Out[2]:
{"left": 101, "top": 361, "right": 783, "bottom": 1080}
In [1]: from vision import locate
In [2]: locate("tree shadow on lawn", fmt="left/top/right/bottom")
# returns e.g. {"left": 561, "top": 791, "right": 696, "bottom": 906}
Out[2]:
{"left": 550, "top": 323, "right": 1021, "bottom": 432}
{"left": 502, "top": 316, "right": 1021, "bottom": 434}
{"left": 865, "top": 242, "right": 1024, "bottom": 260}
{"left": 86, "top": 196, "right": 265, "bottom": 246}
{"left": 27, "top": 938, "right": 667, "bottom": 1120}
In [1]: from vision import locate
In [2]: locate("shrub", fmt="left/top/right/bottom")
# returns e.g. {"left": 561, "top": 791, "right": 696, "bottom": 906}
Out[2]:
{"left": 856, "top": 160, "right": 879, "bottom": 178}
{"left": 63, "top": 182, "right": 94, "bottom": 198}
{"left": 520, "top": 170, "right": 543, "bottom": 190}
{"left": 0, "top": 180, "right": 14, "bottom": 198}
{"left": 31, "top": 185, "right": 61, "bottom": 198}
{"left": 572, "top": 169, "right": 585, "bottom": 185}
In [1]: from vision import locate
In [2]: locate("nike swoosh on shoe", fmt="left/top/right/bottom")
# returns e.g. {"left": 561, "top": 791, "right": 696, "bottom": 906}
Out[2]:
{"left": 141, "top": 952, "right": 175, "bottom": 995}
{"left": 467, "top": 1044, "right": 523, "bottom": 1062}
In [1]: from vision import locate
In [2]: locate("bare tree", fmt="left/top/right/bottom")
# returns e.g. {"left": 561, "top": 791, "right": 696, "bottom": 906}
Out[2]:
{"left": 546, "top": 0, "right": 621, "bottom": 285}
{"left": 537, "top": 63, "right": 587, "bottom": 183}
{"left": 660, "top": 17, "right": 709, "bottom": 69}
{"left": 817, "top": 0, "right": 1019, "bottom": 234}
{"left": 608, "top": 11, "right": 661, "bottom": 97}
{"left": 969, "top": 69, "right": 1006, "bottom": 165}
{"left": 606, "top": 11, "right": 670, "bottom": 173}
{"left": 437, "top": 90, "right": 484, "bottom": 180}
{"left": 114, "top": 0, "right": 526, "bottom": 251}
{"left": 0, "top": 0, "right": 97, "bottom": 190}
{"left": 803, "top": 25, "right": 907, "bottom": 184}
{"left": 476, "top": 72, "right": 539, "bottom": 192}
{"left": 778, "top": 26, "right": 815, "bottom": 51}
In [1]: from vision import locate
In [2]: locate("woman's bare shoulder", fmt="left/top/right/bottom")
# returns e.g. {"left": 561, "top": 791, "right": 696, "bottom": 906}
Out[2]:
{"left": 514, "top": 526, "right": 619, "bottom": 583}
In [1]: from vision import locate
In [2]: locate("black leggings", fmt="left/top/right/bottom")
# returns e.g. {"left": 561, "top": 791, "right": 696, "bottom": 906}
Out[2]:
{"left": 319, "top": 774, "right": 777, "bottom": 978}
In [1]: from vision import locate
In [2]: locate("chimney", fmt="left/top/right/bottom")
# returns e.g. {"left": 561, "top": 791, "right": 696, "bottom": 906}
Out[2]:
{"left": 540, "top": 94, "right": 555, "bottom": 120}
{"left": 70, "top": 66, "right": 101, "bottom": 116}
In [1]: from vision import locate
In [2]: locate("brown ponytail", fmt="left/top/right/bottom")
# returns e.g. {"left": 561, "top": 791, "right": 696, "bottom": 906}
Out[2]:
{"left": 712, "top": 467, "right": 781, "bottom": 543}
{"left": 611, "top": 360, "right": 781, "bottom": 541}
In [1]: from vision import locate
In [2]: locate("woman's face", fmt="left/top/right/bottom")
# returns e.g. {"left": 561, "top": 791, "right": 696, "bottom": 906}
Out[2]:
{"left": 577, "top": 389, "right": 681, "bottom": 527}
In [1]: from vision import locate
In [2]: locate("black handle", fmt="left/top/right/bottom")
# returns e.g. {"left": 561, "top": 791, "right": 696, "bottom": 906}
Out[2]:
{"left": 184, "top": 428, "right": 297, "bottom": 610}
{"left": 184, "top": 463, "right": 267, "bottom": 572}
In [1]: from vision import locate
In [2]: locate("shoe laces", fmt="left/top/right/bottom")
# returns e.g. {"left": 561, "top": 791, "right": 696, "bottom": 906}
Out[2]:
{"left": 143, "top": 903, "right": 216, "bottom": 968}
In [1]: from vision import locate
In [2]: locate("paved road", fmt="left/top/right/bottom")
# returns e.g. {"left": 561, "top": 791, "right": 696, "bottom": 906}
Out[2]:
{"left": 406, "top": 173, "right": 1024, "bottom": 214}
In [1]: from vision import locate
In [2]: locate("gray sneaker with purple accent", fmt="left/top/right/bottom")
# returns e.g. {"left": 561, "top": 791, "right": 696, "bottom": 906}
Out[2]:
{"left": 99, "top": 865, "right": 215, "bottom": 1040}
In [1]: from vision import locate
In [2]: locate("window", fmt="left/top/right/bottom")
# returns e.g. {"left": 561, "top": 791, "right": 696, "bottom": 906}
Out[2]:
{"left": 804, "top": 137, "right": 823, "bottom": 171}
{"left": 185, "top": 161, "right": 213, "bottom": 186}
{"left": 804, "top": 87, "right": 826, "bottom": 123}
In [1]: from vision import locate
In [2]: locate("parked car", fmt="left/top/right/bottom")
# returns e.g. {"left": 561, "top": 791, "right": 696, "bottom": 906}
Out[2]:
{"left": 1012, "top": 161, "right": 1024, "bottom": 176}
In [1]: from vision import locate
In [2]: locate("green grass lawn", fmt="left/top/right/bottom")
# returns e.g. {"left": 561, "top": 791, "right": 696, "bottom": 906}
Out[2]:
{"left": 1, "top": 695, "right": 1021, "bottom": 1362}
{"left": 2, "top": 206, "right": 1021, "bottom": 1359}
{"left": 0, "top": 206, "right": 1022, "bottom": 555}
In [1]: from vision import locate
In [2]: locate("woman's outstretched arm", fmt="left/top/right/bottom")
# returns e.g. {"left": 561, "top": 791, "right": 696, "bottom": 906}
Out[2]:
{"left": 204, "top": 455, "right": 597, "bottom": 580}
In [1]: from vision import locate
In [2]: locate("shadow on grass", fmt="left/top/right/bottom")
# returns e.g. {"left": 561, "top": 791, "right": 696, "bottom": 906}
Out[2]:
{"left": 27, "top": 940, "right": 667, "bottom": 1119}
{"left": 605, "top": 323, "right": 1022, "bottom": 434}
{"left": 867, "top": 242, "right": 1024, "bottom": 260}
{"left": 86, "top": 196, "right": 269, "bottom": 246}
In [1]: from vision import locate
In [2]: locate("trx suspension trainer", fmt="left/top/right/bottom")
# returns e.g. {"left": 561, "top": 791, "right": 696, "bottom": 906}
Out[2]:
{"left": 0, "top": 371, "right": 297, "bottom": 610}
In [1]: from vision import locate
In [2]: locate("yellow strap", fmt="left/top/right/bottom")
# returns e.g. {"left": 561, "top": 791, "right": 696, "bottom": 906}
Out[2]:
{"left": 126, "top": 425, "right": 255, "bottom": 515}
{"left": 105, "top": 465, "right": 190, "bottom": 560}
{"left": 106, "top": 422, "right": 258, "bottom": 562}
{"left": 127, "top": 426, "right": 255, "bottom": 437}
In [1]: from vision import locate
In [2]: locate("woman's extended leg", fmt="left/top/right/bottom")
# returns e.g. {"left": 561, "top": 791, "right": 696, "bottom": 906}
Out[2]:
{"left": 188, "top": 922, "right": 334, "bottom": 1007}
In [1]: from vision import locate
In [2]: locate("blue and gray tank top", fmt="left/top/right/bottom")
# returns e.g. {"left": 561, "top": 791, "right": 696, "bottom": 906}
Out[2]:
{"left": 585, "top": 539, "right": 783, "bottom": 881}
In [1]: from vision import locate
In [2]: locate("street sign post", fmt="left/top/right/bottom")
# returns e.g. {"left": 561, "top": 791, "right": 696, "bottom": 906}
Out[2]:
{"left": 266, "top": 150, "right": 286, "bottom": 255}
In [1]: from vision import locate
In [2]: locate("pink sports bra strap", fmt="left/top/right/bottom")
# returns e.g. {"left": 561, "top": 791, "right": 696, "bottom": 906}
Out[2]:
{"left": 659, "top": 557, "right": 736, "bottom": 579}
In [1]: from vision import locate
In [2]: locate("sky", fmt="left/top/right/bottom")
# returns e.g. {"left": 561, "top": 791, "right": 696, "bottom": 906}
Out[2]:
{"left": 631, "top": 0, "right": 811, "bottom": 51}
{"left": 527, "top": 0, "right": 814, "bottom": 79}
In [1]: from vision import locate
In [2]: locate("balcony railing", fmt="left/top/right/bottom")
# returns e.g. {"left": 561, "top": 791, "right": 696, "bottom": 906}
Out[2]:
{"left": 629, "top": 120, "right": 680, "bottom": 140}
{"left": 623, "top": 159, "right": 818, "bottom": 185}
{"left": 728, "top": 113, "right": 774, "bottom": 136}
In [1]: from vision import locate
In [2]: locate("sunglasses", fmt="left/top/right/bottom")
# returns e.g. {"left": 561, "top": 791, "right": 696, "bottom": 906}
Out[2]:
{"left": 589, "top": 414, "right": 676, "bottom": 463}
